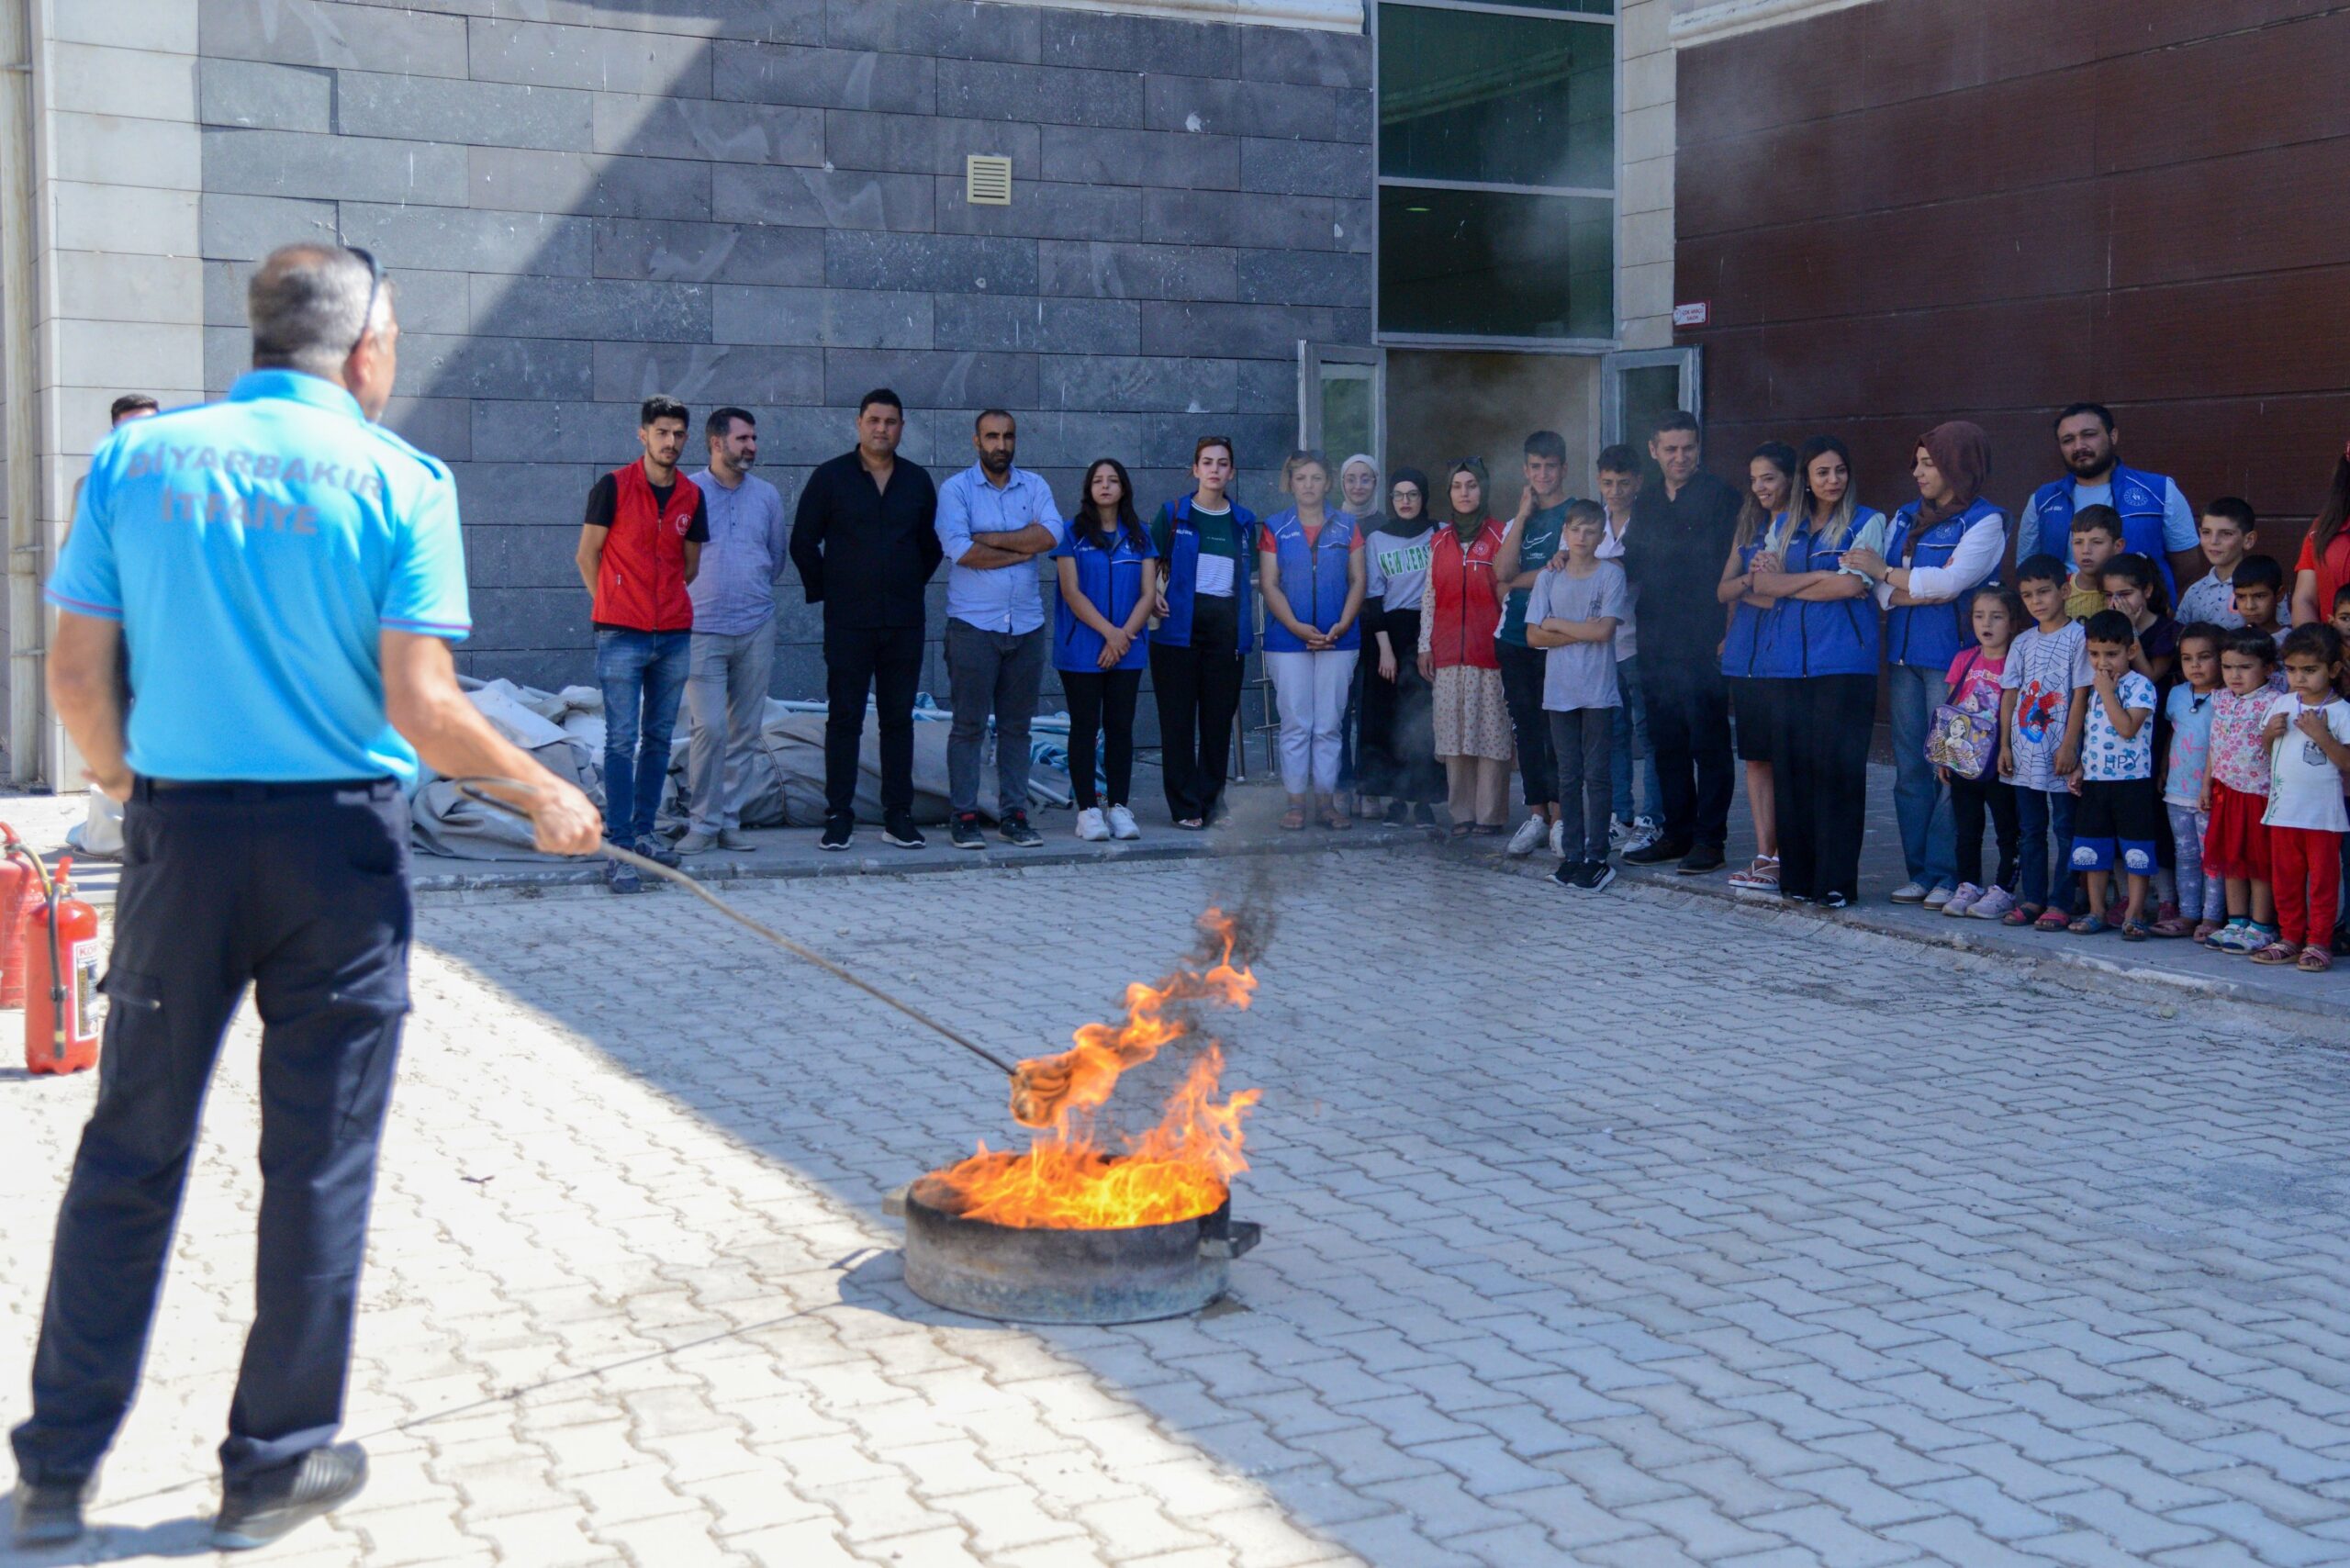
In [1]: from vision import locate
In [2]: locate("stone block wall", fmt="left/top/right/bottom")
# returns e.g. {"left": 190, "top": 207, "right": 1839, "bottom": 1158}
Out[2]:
{"left": 195, "top": 0, "right": 1376, "bottom": 705}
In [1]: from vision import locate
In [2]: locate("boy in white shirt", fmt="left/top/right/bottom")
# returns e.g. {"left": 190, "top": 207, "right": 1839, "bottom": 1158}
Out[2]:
{"left": 2176, "top": 497, "right": 2269, "bottom": 630}
{"left": 2255, "top": 622, "right": 2350, "bottom": 969}
{"left": 2068, "top": 610, "right": 2160, "bottom": 937}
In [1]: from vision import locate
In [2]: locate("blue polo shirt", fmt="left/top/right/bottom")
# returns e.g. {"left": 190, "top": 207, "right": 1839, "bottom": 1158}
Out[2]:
{"left": 47, "top": 369, "right": 471, "bottom": 785}
{"left": 934, "top": 462, "right": 1065, "bottom": 634}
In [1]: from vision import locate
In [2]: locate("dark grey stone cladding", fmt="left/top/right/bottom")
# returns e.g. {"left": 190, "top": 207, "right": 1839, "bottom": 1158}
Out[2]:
{"left": 196, "top": 0, "right": 1374, "bottom": 700}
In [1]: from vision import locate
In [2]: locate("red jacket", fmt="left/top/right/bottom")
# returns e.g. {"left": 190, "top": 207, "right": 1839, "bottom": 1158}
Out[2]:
{"left": 592, "top": 462, "right": 699, "bottom": 633}
{"left": 1426, "top": 520, "right": 1505, "bottom": 670}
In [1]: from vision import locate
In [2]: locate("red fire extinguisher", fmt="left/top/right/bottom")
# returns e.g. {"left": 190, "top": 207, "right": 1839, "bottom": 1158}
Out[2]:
{"left": 21, "top": 853, "right": 98, "bottom": 1075}
{"left": 0, "top": 840, "right": 38, "bottom": 1007}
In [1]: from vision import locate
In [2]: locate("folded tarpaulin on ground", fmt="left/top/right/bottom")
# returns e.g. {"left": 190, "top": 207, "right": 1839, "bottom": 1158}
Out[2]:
{"left": 410, "top": 678, "right": 1084, "bottom": 860}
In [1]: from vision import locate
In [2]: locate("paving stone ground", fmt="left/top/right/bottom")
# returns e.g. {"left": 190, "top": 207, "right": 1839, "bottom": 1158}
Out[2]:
{"left": 6, "top": 852, "right": 2350, "bottom": 1566}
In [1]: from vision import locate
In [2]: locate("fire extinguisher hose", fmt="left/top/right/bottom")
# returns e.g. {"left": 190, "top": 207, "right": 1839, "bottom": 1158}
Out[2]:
{"left": 450, "top": 778, "right": 1021, "bottom": 1081}
{"left": 0, "top": 828, "right": 66, "bottom": 1063}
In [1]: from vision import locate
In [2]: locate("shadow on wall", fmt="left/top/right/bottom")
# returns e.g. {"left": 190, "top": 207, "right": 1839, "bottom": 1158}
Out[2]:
{"left": 196, "top": 0, "right": 1376, "bottom": 701}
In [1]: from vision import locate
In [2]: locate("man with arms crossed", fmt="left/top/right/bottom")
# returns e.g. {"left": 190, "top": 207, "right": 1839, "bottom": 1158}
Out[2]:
{"left": 12, "top": 243, "right": 598, "bottom": 1551}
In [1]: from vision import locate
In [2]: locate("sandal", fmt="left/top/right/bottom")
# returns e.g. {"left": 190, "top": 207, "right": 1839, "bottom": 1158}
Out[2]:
{"left": 2121, "top": 919, "right": 2151, "bottom": 942}
{"left": 1449, "top": 822, "right": 1476, "bottom": 840}
{"left": 2250, "top": 940, "right": 2300, "bottom": 965}
{"left": 1174, "top": 817, "right": 1205, "bottom": 831}
{"left": 2193, "top": 919, "right": 2223, "bottom": 944}
{"left": 2004, "top": 902, "right": 2042, "bottom": 927}
{"left": 2033, "top": 907, "right": 2070, "bottom": 932}
{"left": 1325, "top": 811, "right": 1352, "bottom": 831}
{"left": 2149, "top": 914, "right": 2193, "bottom": 938}
{"left": 2299, "top": 945, "right": 2333, "bottom": 972}
{"left": 1280, "top": 807, "right": 1307, "bottom": 831}
{"left": 2066, "top": 913, "right": 2111, "bottom": 935}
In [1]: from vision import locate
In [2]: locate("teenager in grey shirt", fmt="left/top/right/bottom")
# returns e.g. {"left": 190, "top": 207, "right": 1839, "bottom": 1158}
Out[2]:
{"left": 1527, "top": 501, "right": 1628, "bottom": 888}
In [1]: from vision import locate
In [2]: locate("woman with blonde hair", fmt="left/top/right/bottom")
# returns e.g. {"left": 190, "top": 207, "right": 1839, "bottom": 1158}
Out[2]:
{"left": 1417, "top": 458, "right": 1515, "bottom": 834}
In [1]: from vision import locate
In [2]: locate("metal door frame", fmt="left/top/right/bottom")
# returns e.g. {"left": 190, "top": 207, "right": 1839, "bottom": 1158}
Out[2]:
{"left": 1599, "top": 345, "right": 1702, "bottom": 446}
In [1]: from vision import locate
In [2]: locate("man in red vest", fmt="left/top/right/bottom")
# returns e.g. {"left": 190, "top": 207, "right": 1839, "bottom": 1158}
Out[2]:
{"left": 576, "top": 395, "right": 708, "bottom": 892}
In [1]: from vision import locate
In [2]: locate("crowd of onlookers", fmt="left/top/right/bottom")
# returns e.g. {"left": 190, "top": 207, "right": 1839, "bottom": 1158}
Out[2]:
{"left": 575, "top": 388, "right": 2350, "bottom": 972}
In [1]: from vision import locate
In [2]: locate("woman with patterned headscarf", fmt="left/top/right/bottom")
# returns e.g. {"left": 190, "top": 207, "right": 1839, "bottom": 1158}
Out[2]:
{"left": 1417, "top": 458, "right": 1515, "bottom": 834}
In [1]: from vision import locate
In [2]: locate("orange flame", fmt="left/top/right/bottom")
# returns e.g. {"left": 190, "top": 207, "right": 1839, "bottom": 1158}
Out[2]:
{"left": 916, "top": 909, "right": 1262, "bottom": 1229}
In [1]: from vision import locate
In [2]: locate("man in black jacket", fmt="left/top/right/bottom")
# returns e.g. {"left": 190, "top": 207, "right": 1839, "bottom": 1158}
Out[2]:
{"left": 789, "top": 388, "right": 942, "bottom": 851}
{"left": 1618, "top": 409, "right": 1742, "bottom": 874}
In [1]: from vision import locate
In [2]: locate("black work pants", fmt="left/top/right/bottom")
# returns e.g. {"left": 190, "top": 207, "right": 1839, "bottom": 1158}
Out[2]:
{"left": 1359, "top": 610, "right": 1444, "bottom": 805}
{"left": 1062, "top": 666, "right": 1143, "bottom": 809}
{"left": 823, "top": 622, "right": 923, "bottom": 820}
{"left": 1149, "top": 630, "right": 1244, "bottom": 823}
{"left": 1496, "top": 640, "right": 1557, "bottom": 810}
{"left": 1547, "top": 708, "right": 1615, "bottom": 863}
{"left": 1771, "top": 674, "right": 1876, "bottom": 902}
{"left": 12, "top": 779, "right": 412, "bottom": 1488}
{"left": 1641, "top": 657, "right": 1735, "bottom": 850}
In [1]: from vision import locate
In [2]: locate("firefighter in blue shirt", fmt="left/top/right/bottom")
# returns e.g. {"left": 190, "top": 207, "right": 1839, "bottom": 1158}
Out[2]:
{"left": 9, "top": 244, "right": 599, "bottom": 1553}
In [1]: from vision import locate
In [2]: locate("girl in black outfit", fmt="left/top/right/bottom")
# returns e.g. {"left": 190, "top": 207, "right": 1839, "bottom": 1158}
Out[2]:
{"left": 1360, "top": 468, "right": 1445, "bottom": 824}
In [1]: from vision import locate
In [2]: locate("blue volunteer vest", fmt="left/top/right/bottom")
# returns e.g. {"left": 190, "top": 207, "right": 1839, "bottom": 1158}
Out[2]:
{"left": 1149, "top": 494, "right": 1258, "bottom": 655}
{"left": 1259, "top": 508, "right": 1361, "bottom": 654}
{"left": 1780, "top": 510, "right": 1885, "bottom": 678}
{"left": 1054, "top": 527, "right": 1155, "bottom": 673}
{"left": 1720, "top": 519, "right": 1796, "bottom": 678}
{"left": 2030, "top": 463, "right": 2177, "bottom": 599}
{"left": 1884, "top": 496, "right": 2004, "bottom": 669}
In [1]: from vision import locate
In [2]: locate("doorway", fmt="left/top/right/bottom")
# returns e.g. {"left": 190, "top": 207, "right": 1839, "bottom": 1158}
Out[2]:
{"left": 1382, "top": 350, "right": 1602, "bottom": 513}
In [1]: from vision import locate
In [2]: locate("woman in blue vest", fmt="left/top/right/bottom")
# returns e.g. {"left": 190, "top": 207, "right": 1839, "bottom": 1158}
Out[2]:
{"left": 1751, "top": 436, "right": 1888, "bottom": 908}
{"left": 1843, "top": 420, "right": 2007, "bottom": 907}
{"left": 1053, "top": 457, "right": 1158, "bottom": 844}
{"left": 1714, "top": 442, "right": 1798, "bottom": 893}
{"left": 1148, "top": 435, "right": 1259, "bottom": 830}
{"left": 1259, "top": 450, "right": 1368, "bottom": 830}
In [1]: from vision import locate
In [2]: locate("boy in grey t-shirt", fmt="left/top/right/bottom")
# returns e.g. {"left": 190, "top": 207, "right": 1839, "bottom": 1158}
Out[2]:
{"left": 1526, "top": 500, "right": 1628, "bottom": 889}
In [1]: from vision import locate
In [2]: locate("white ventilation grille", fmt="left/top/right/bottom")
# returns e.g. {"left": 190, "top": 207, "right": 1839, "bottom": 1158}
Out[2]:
{"left": 965, "top": 154, "right": 1013, "bottom": 207}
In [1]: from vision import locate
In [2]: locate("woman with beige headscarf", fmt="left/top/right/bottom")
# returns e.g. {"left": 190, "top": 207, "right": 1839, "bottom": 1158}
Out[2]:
{"left": 1417, "top": 458, "right": 1516, "bottom": 834}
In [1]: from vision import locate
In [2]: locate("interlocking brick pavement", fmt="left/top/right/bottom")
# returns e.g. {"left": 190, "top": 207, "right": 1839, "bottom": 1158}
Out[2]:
{"left": 6, "top": 852, "right": 2350, "bottom": 1565}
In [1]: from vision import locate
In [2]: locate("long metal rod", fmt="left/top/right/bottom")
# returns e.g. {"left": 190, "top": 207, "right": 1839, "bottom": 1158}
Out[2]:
{"left": 452, "top": 780, "right": 1018, "bottom": 1081}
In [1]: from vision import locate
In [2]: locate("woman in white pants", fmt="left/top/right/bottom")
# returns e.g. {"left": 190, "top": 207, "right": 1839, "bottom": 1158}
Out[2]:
{"left": 1259, "top": 451, "right": 1368, "bottom": 830}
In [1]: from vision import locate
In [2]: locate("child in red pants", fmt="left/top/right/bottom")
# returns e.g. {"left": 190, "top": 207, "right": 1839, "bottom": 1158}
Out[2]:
{"left": 2255, "top": 624, "right": 2350, "bottom": 970}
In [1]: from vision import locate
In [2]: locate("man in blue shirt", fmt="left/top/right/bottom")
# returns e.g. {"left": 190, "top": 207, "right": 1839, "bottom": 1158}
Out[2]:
{"left": 11, "top": 244, "right": 598, "bottom": 1554}
{"left": 2014, "top": 402, "right": 2200, "bottom": 597}
{"left": 933, "top": 410, "right": 1064, "bottom": 848}
{"left": 678, "top": 407, "right": 787, "bottom": 856}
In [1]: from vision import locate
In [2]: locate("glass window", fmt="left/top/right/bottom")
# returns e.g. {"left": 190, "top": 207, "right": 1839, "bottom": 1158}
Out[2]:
{"left": 1318, "top": 364, "right": 1376, "bottom": 470}
{"left": 1379, "top": 185, "right": 1612, "bottom": 339}
{"left": 1378, "top": 6, "right": 1614, "bottom": 191}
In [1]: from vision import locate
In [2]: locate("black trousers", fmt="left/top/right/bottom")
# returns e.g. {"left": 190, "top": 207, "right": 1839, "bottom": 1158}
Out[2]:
{"left": 1496, "top": 640, "right": 1557, "bottom": 809}
{"left": 1950, "top": 770, "right": 2020, "bottom": 892}
{"left": 1771, "top": 674, "right": 1876, "bottom": 902}
{"left": 1149, "top": 630, "right": 1244, "bottom": 823}
{"left": 1641, "top": 657, "right": 1735, "bottom": 850}
{"left": 823, "top": 622, "right": 924, "bottom": 819}
{"left": 1359, "top": 610, "right": 1444, "bottom": 804}
{"left": 1063, "top": 666, "right": 1143, "bottom": 809}
{"left": 1547, "top": 707, "right": 1615, "bottom": 863}
{"left": 12, "top": 779, "right": 411, "bottom": 1487}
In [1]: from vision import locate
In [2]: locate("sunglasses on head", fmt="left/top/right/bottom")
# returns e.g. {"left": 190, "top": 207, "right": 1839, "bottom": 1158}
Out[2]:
{"left": 347, "top": 245, "right": 382, "bottom": 353}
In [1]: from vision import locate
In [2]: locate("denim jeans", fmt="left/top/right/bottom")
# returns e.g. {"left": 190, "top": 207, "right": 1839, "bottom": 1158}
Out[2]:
{"left": 946, "top": 619, "right": 1046, "bottom": 818}
{"left": 2015, "top": 785, "right": 2078, "bottom": 911}
{"left": 596, "top": 628, "right": 691, "bottom": 845}
{"left": 1887, "top": 662, "right": 1957, "bottom": 890}
{"left": 1609, "top": 655, "right": 1662, "bottom": 823}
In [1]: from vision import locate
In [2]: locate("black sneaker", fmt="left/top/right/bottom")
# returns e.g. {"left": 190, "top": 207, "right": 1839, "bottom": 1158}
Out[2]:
{"left": 1677, "top": 844, "right": 1726, "bottom": 874}
{"left": 1413, "top": 802, "right": 1438, "bottom": 828}
{"left": 1578, "top": 859, "right": 1617, "bottom": 891}
{"left": 10, "top": 1475, "right": 93, "bottom": 1549}
{"left": 1623, "top": 837, "right": 1688, "bottom": 866}
{"left": 603, "top": 858, "right": 643, "bottom": 895}
{"left": 950, "top": 812, "right": 987, "bottom": 850}
{"left": 999, "top": 811, "right": 1043, "bottom": 848}
{"left": 819, "top": 814, "right": 854, "bottom": 851}
{"left": 632, "top": 834, "right": 682, "bottom": 868}
{"left": 882, "top": 813, "right": 926, "bottom": 849}
{"left": 1820, "top": 890, "right": 1850, "bottom": 910}
{"left": 1550, "top": 858, "right": 1579, "bottom": 889}
{"left": 212, "top": 1443, "right": 367, "bottom": 1551}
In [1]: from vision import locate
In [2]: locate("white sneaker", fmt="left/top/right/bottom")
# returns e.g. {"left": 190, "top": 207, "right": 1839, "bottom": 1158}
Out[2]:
{"left": 1608, "top": 814, "right": 1632, "bottom": 845}
{"left": 1106, "top": 804, "right": 1141, "bottom": 840}
{"left": 1506, "top": 815, "right": 1548, "bottom": 857}
{"left": 1074, "top": 807, "right": 1111, "bottom": 842}
{"left": 1942, "top": 882, "right": 1982, "bottom": 917}
{"left": 1922, "top": 884, "right": 1954, "bottom": 909}
{"left": 1548, "top": 818, "right": 1567, "bottom": 857}
{"left": 1889, "top": 880, "right": 1930, "bottom": 903}
{"left": 1626, "top": 815, "right": 1661, "bottom": 853}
